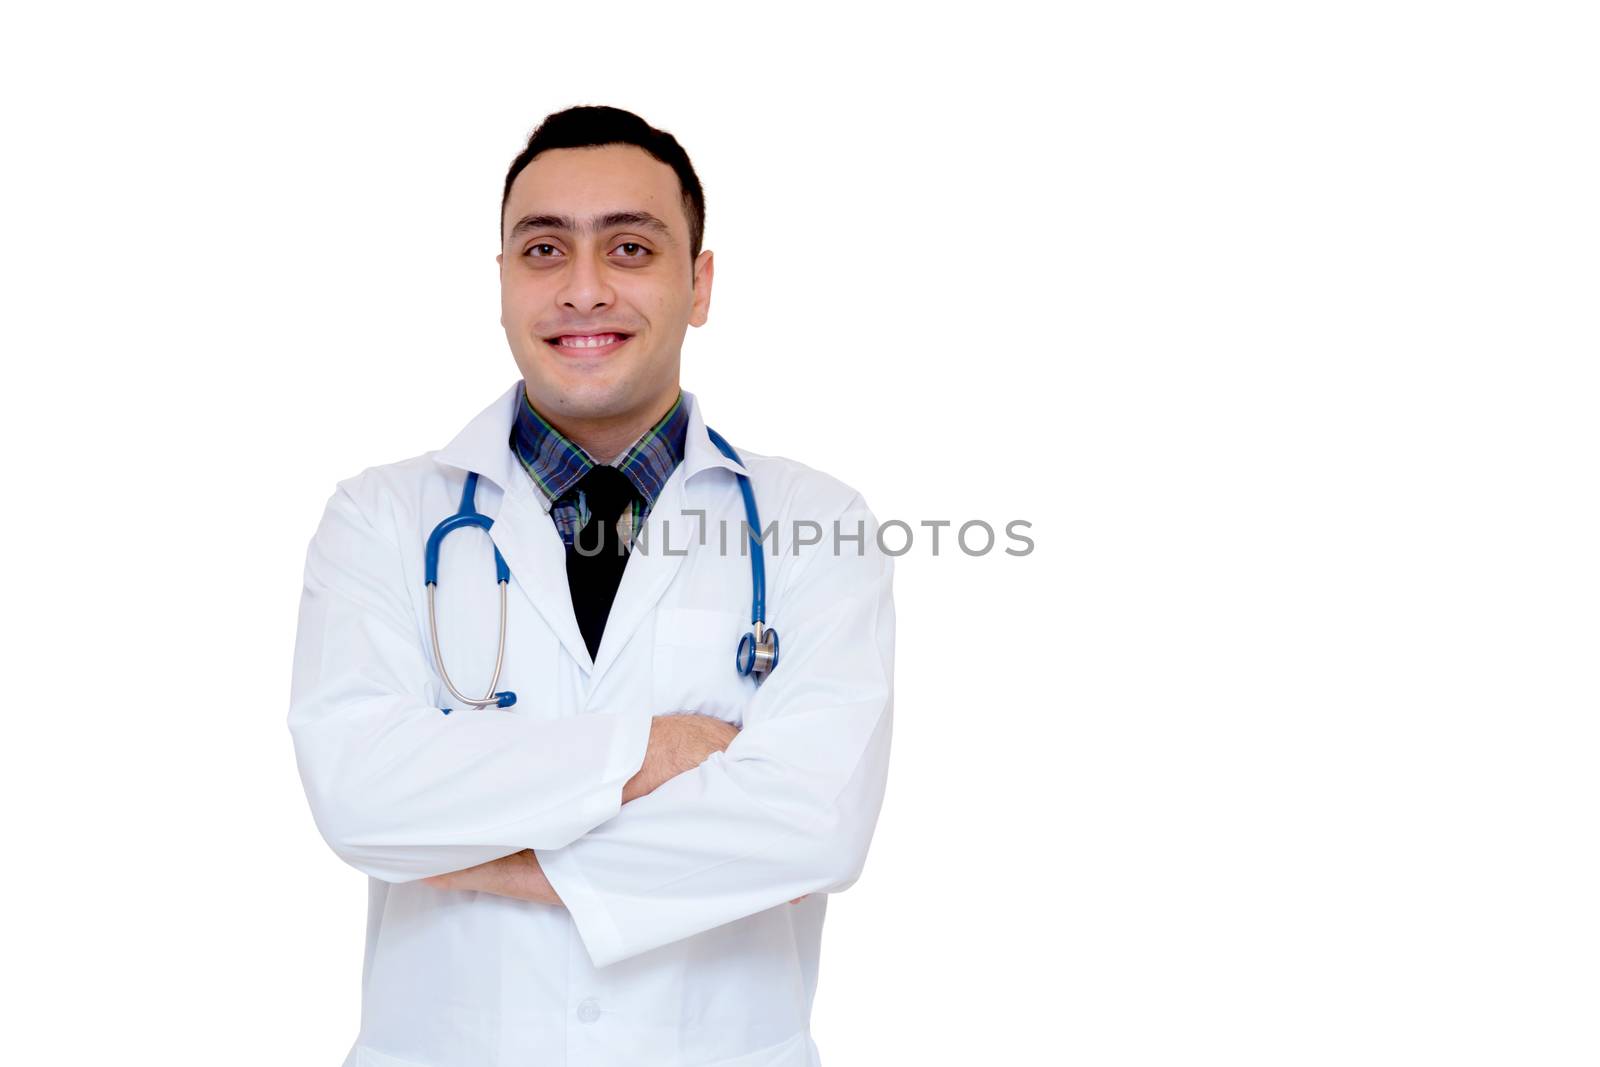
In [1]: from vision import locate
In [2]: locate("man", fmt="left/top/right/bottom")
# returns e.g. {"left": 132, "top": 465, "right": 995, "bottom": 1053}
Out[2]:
{"left": 288, "top": 106, "right": 896, "bottom": 1067}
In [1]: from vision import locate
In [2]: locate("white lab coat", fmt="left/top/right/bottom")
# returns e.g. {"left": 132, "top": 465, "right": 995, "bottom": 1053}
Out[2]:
{"left": 288, "top": 381, "right": 895, "bottom": 1067}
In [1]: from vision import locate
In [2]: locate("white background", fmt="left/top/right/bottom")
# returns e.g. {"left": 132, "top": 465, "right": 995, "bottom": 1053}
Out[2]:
{"left": 3, "top": 2, "right": 1596, "bottom": 1064}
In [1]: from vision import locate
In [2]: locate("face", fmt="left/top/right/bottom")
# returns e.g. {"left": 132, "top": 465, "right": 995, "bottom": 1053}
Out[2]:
{"left": 497, "top": 143, "right": 712, "bottom": 441}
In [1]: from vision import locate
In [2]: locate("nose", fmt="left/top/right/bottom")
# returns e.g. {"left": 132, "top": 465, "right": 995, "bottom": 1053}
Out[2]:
{"left": 555, "top": 248, "right": 614, "bottom": 314}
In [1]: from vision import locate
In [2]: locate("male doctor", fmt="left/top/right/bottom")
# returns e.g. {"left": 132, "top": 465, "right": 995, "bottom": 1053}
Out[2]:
{"left": 288, "top": 106, "right": 895, "bottom": 1067}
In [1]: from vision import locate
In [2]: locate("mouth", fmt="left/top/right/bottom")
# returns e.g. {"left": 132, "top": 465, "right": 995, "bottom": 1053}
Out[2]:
{"left": 544, "top": 331, "right": 633, "bottom": 356}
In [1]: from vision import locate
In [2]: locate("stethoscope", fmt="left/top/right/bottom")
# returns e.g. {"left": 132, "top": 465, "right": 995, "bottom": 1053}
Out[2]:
{"left": 424, "top": 428, "right": 779, "bottom": 712}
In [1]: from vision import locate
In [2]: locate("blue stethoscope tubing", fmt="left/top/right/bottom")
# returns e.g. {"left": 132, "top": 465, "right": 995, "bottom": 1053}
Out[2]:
{"left": 425, "top": 428, "right": 779, "bottom": 712}
{"left": 425, "top": 470, "right": 516, "bottom": 710}
{"left": 705, "top": 428, "right": 780, "bottom": 680}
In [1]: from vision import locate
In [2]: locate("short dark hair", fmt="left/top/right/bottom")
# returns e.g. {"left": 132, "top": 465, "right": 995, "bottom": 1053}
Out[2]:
{"left": 500, "top": 106, "right": 706, "bottom": 261}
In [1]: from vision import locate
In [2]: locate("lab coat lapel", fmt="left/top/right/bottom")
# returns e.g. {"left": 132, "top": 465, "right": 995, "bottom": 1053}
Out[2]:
{"left": 587, "top": 391, "right": 748, "bottom": 687}
{"left": 435, "top": 382, "right": 595, "bottom": 672}
{"left": 586, "top": 467, "right": 692, "bottom": 686}
{"left": 488, "top": 481, "right": 596, "bottom": 674}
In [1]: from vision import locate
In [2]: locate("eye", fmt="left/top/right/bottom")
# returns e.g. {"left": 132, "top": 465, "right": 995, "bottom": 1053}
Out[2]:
{"left": 612, "top": 242, "right": 652, "bottom": 258}
{"left": 523, "top": 243, "right": 562, "bottom": 258}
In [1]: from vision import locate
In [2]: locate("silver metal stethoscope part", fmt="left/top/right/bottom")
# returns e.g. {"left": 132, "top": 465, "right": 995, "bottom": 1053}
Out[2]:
{"left": 750, "top": 622, "right": 779, "bottom": 675}
{"left": 427, "top": 580, "right": 511, "bottom": 709}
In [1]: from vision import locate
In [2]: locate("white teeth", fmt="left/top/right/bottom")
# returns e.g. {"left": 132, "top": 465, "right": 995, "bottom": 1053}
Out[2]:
{"left": 555, "top": 334, "right": 623, "bottom": 348}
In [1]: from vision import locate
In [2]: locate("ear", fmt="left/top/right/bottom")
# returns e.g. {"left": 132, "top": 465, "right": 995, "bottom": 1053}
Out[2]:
{"left": 688, "top": 249, "right": 714, "bottom": 327}
{"left": 495, "top": 253, "right": 506, "bottom": 329}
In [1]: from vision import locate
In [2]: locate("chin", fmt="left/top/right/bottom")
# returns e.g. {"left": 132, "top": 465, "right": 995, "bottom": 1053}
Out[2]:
{"left": 526, "top": 371, "right": 631, "bottom": 418}
{"left": 517, "top": 342, "right": 669, "bottom": 421}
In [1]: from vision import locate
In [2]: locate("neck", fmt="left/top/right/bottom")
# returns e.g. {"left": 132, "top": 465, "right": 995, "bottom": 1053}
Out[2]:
{"left": 533, "top": 386, "right": 680, "bottom": 462}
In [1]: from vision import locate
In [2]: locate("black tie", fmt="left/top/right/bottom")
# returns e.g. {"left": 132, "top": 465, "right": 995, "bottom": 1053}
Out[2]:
{"left": 564, "top": 465, "right": 639, "bottom": 661}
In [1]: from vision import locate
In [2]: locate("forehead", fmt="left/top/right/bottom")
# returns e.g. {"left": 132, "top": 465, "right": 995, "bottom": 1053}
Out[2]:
{"left": 503, "top": 144, "right": 688, "bottom": 242}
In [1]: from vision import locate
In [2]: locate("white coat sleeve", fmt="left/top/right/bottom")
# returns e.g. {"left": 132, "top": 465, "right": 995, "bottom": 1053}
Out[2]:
{"left": 287, "top": 480, "right": 652, "bottom": 884}
{"left": 534, "top": 492, "right": 895, "bottom": 968}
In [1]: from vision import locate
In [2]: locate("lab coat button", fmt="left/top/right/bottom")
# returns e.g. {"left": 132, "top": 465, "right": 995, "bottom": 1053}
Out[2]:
{"left": 576, "top": 998, "right": 601, "bottom": 1023}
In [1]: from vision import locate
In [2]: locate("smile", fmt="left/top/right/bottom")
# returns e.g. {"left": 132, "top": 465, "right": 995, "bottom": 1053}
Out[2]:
{"left": 546, "top": 332, "right": 632, "bottom": 354}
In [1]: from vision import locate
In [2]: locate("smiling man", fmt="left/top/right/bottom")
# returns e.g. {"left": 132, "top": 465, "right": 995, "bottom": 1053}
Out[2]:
{"left": 288, "top": 106, "right": 897, "bottom": 1067}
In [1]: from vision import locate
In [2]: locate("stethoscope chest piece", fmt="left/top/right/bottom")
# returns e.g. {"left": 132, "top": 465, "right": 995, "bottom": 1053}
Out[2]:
{"left": 736, "top": 622, "right": 780, "bottom": 677}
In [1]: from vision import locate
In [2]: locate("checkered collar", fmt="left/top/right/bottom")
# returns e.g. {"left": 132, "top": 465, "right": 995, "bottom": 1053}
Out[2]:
{"left": 509, "top": 387, "right": 690, "bottom": 512}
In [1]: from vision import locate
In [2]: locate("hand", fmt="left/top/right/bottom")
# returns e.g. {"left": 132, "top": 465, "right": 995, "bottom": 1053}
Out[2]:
{"left": 624, "top": 716, "right": 807, "bottom": 904}
{"left": 420, "top": 715, "right": 736, "bottom": 905}
{"left": 622, "top": 713, "right": 740, "bottom": 803}
{"left": 421, "top": 849, "right": 560, "bottom": 905}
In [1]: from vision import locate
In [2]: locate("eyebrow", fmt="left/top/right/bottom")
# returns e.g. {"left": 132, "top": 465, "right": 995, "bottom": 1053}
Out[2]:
{"left": 506, "top": 211, "right": 674, "bottom": 244}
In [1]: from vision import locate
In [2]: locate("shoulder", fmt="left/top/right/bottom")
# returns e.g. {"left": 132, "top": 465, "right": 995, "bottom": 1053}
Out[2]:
{"left": 725, "top": 446, "right": 877, "bottom": 527}
{"left": 314, "top": 448, "right": 461, "bottom": 546}
{"left": 715, "top": 444, "right": 895, "bottom": 596}
{"left": 327, "top": 449, "right": 437, "bottom": 509}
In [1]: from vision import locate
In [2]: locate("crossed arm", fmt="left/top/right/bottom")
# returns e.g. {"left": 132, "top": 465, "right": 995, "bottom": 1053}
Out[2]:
{"left": 421, "top": 713, "right": 808, "bottom": 906}
{"left": 291, "top": 484, "right": 890, "bottom": 966}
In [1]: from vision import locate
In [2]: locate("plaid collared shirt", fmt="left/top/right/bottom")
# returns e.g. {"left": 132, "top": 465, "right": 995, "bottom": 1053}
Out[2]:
{"left": 509, "top": 388, "right": 690, "bottom": 549}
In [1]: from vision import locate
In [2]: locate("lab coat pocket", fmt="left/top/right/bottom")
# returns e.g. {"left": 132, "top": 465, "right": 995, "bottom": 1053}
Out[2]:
{"left": 651, "top": 606, "right": 757, "bottom": 725}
